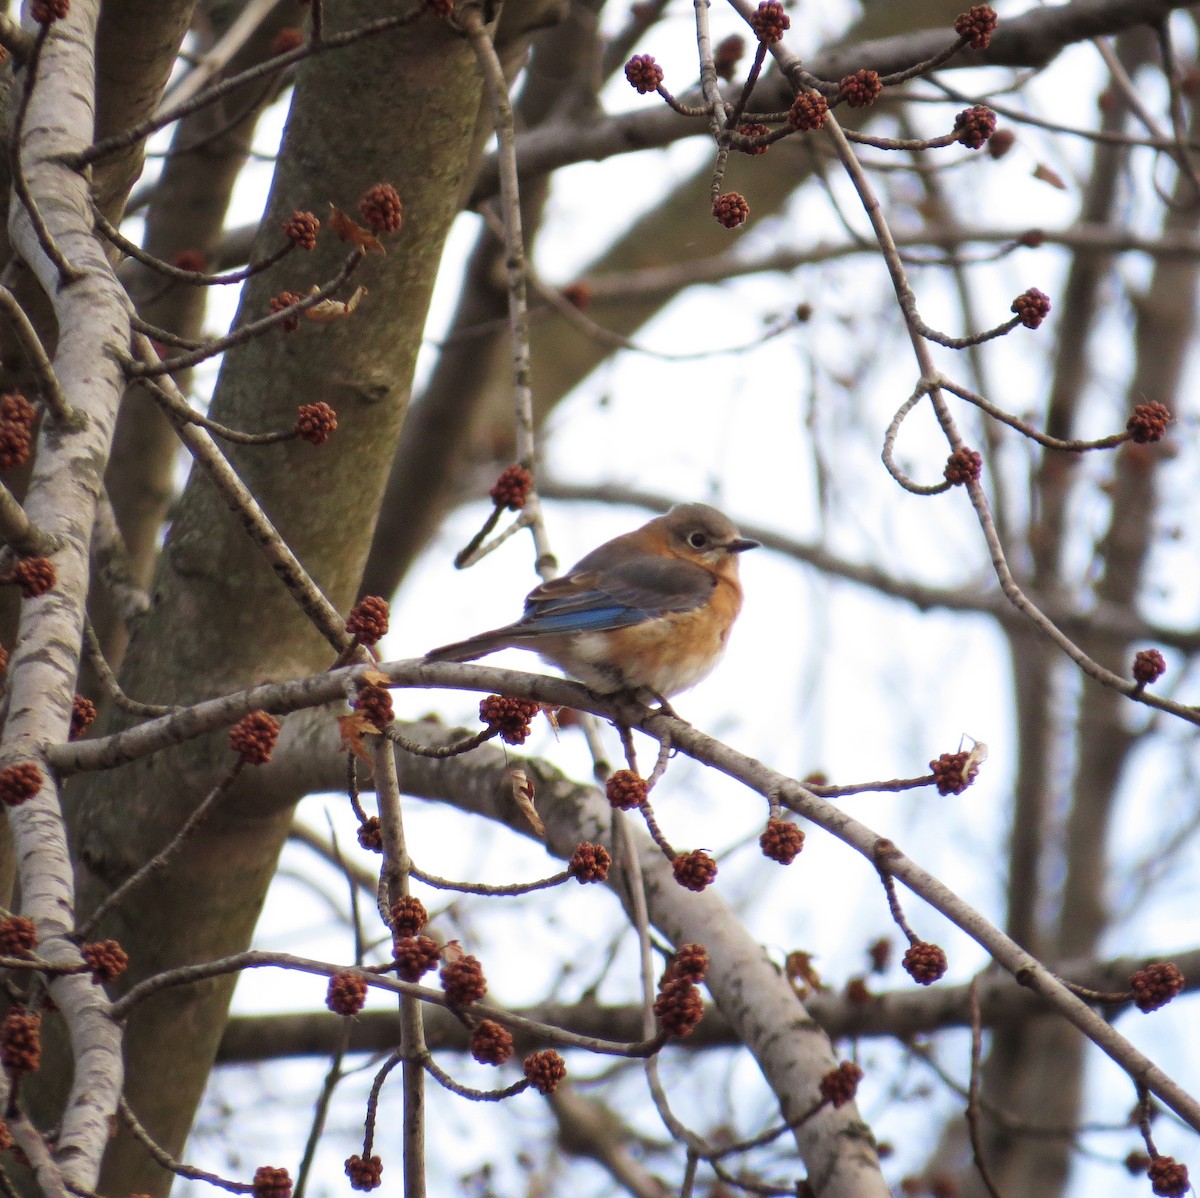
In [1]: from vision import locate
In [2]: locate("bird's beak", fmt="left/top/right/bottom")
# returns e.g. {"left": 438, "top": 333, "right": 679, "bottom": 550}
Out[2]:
{"left": 728, "top": 537, "right": 760, "bottom": 553}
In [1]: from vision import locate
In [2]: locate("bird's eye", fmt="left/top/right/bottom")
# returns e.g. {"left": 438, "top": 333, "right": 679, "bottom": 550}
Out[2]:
{"left": 687, "top": 531, "right": 708, "bottom": 549}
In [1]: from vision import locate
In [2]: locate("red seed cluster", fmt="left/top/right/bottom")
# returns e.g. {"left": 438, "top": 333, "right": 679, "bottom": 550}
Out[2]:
{"left": 0, "top": 394, "right": 36, "bottom": 471}
{"left": 354, "top": 683, "right": 394, "bottom": 731}
{"left": 252, "top": 1166, "right": 292, "bottom": 1198}
{"left": 357, "top": 816, "right": 383, "bottom": 852}
{"left": 283, "top": 210, "right": 320, "bottom": 250}
{"left": 523, "top": 1049, "right": 567, "bottom": 1095}
{"left": 14, "top": 557, "right": 56, "bottom": 598}
{"left": 1126, "top": 401, "right": 1171, "bottom": 444}
{"left": 988, "top": 128, "right": 1016, "bottom": 158}
{"left": 31, "top": 0, "right": 70, "bottom": 23}
{"left": 760, "top": 817, "right": 805, "bottom": 864}
{"left": 272, "top": 27, "right": 305, "bottom": 56}
{"left": 560, "top": 282, "right": 592, "bottom": 310}
{"left": 1148, "top": 1156, "right": 1190, "bottom": 1198}
{"left": 0, "top": 422, "right": 30, "bottom": 472}
{"left": 1130, "top": 962, "right": 1185, "bottom": 1012}
{"left": 345, "top": 1155, "right": 383, "bottom": 1192}
{"left": 228, "top": 711, "right": 281, "bottom": 765}
{"left": 839, "top": 70, "right": 882, "bottom": 108}
{"left": 930, "top": 750, "right": 978, "bottom": 795}
{"left": 489, "top": 464, "right": 533, "bottom": 511}
{"left": 954, "top": 105, "right": 996, "bottom": 149}
{"left": 390, "top": 896, "right": 428, "bottom": 937}
{"left": 440, "top": 953, "right": 487, "bottom": 1006}
{"left": 0, "top": 762, "right": 42, "bottom": 808}
{"left": 606, "top": 769, "right": 647, "bottom": 811}
{"left": 0, "top": 394, "right": 35, "bottom": 428}
{"left": 672, "top": 849, "right": 718, "bottom": 892}
{"left": 173, "top": 249, "right": 207, "bottom": 273}
{"left": 748, "top": 0, "right": 790, "bottom": 44}
{"left": 819, "top": 1060, "right": 864, "bottom": 1108}
{"left": 347, "top": 595, "right": 390, "bottom": 646}
{"left": 624, "top": 54, "right": 664, "bottom": 94}
{"left": 954, "top": 4, "right": 998, "bottom": 49}
{"left": 470, "top": 1019, "right": 515, "bottom": 1065}
{"left": 0, "top": 1008, "right": 41, "bottom": 1075}
{"left": 295, "top": 401, "right": 338, "bottom": 445}
{"left": 69, "top": 694, "right": 97, "bottom": 740}
{"left": 903, "top": 940, "right": 948, "bottom": 985}
{"left": 787, "top": 91, "right": 829, "bottom": 131}
{"left": 712, "top": 192, "right": 750, "bottom": 229}
{"left": 714, "top": 34, "right": 745, "bottom": 81}
{"left": 82, "top": 939, "right": 128, "bottom": 984}
{"left": 1127, "top": 1152, "right": 1153, "bottom": 1176}
{"left": 736, "top": 123, "right": 772, "bottom": 155}
{"left": 944, "top": 448, "right": 982, "bottom": 486}
{"left": 326, "top": 970, "right": 369, "bottom": 1016}
{"left": 393, "top": 934, "right": 440, "bottom": 982}
{"left": 665, "top": 943, "right": 709, "bottom": 984}
{"left": 868, "top": 937, "right": 892, "bottom": 973}
{"left": 1142, "top": 1161, "right": 1190, "bottom": 1198}
{"left": 568, "top": 841, "right": 611, "bottom": 883}
{"left": 0, "top": 917, "right": 36, "bottom": 957}
{"left": 270, "top": 291, "right": 303, "bottom": 331}
{"left": 479, "top": 694, "right": 540, "bottom": 745}
{"left": 1132, "top": 649, "right": 1167, "bottom": 687}
{"left": 654, "top": 977, "right": 705, "bottom": 1037}
{"left": 360, "top": 184, "right": 403, "bottom": 235}
{"left": 1011, "top": 287, "right": 1051, "bottom": 328}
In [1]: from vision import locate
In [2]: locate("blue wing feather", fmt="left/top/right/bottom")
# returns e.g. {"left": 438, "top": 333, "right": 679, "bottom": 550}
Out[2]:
{"left": 513, "top": 554, "right": 715, "bottom": 637}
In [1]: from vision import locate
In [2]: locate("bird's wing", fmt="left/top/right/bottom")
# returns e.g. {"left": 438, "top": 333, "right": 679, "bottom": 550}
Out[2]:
{"left": 515, "top": 555, "right": 715, "bottom": 635}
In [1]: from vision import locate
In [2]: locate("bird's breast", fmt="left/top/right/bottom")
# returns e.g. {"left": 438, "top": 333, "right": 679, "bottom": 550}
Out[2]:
{"left": 538, "top": 579, "right": 743, "bottom": 697}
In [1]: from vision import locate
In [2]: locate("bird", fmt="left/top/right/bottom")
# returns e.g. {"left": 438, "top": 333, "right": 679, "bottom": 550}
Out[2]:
{"left": 425, "top": 503, "right": 759, "bottom": 701}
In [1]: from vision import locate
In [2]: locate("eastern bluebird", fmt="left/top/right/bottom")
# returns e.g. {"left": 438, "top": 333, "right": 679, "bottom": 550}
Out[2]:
{"left": 425, "top": 503, "right": 759, "bottom": 700}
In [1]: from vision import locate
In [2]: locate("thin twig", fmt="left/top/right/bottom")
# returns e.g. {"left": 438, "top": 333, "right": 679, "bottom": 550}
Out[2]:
{"left": 408, "top": 863, "right": 570, "bottom": 896}
{"left": 0, "top": 286, "right": 76, "bottom": 424}
{"left": 72, "top": 9, "right": 424, "bottom": 169}
{"left": 130, "top": 334, "right": 351, "bottom": 655}
{"left": 424, "top": 1056, "right": 527, "bottom": 1101}
{"left": 966, "top": 978, "right": 1005, "bottom": 1198}
{"left": 80, "top": 620, "right": 174, "bottom": 718}
{"left": 157, "top": 0, "right": 286, "bottom": 116}
{"left": 128, "top": 251, "right": 363, "bottom": 377}
{"left": 94, "top": 205, "right": 292, "bottom": 287}
{"left": 0, "top": 481, "right": 57, "bottom": 557}
{"left": 141, "top": 374, "right": 299, "bottom": 445}
{"left": 118, "top": 1097, "right": 254, "bottom": 1193}
{"left": 78, "top": 762, "right": 246, "bottom": 939}
{"left": 369, "top": 734, "right": 427, "bottom": 1198}
{"left": 457, "top": 10, "right": 556, "bottom": 580}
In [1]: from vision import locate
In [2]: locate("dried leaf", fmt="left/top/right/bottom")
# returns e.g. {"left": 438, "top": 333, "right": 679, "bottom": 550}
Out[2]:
{"left": 328, "top": 204, "right": 386, "bottom": 254}
{"left": 511, "top": 769, "right": 544, "bottom": 838}
{"left": 304, "top": 286, "right": 368, "bottom": 323}
{"left": 963, "top": 739, "right": 988, "bottom": 786}
{"left": 1031, "top": 162, "right": 1067, "bottom": 191}
{"left": 360, "top": 666, "right": 390, "bottom": 688}
{"left": 337, "top": 712, "right": 377, "bottom": 762}
{"left": 785, "top": 950, "right": 826, "bottom": 998}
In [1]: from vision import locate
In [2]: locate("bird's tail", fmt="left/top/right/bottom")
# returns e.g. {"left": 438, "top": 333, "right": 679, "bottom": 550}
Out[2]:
{"left": 424, "top": 627, "right": 516, "bottom": 663}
